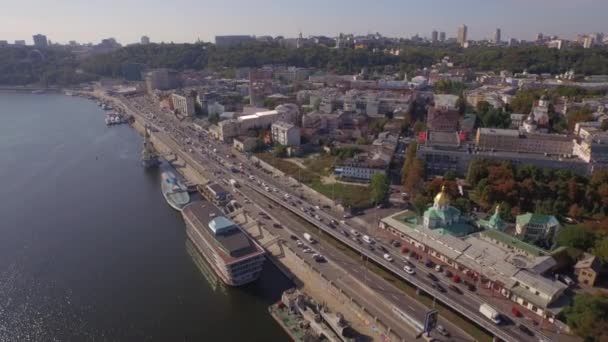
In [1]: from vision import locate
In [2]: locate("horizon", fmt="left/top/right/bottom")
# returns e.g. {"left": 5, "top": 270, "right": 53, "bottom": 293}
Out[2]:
{"left": 3, "top": 0, "right": 607, "bottom": 45}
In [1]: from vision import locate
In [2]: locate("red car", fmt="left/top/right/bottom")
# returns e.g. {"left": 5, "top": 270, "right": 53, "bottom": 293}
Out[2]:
{"left": 512, "top": 306, "right": 523, "bottom": 317}
{"left": 452, "top": 274, "right": 461, "bottom": 283}
{"left": 401, "top": 246, "right": 410, "bottom": 254}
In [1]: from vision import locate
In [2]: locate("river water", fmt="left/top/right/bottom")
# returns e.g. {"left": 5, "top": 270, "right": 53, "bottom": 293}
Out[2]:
{"left": 0, "top": 93, "right": 290, "bottom": 341}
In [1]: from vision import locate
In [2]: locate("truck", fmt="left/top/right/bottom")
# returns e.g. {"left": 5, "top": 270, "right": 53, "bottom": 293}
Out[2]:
{"left": 229, "top": 179, "right": 239, "bottom": 188}
{"left": 479, "top": 303, "right": 501, "bottom": 324}
{"left": 303, "top": 233, "right": 315, "bottom": 244}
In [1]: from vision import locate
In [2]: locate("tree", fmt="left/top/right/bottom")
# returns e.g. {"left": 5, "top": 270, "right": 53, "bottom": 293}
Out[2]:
{"left": 443, "top": 170, "right": 457, "bottom": 181}
{"left": 404, "top": 159, "right": 425, "bottom": 196}
{"left": 562, "top": 293, "right": 608, "bottom": 341}
{"left": 401, "top": 141, "right": 418, "bottom": 185}
{"left": 370, "top": 173, "right": 389, "bottom": 205}
{"left": 556, "top": 225, "right": 596, "bottom": 251}
{"left": 412, "top": 195, "right": 431, "bottom": 217}
{"left": 273, "top": 144, "right": 287, "bottom": 158}
{"left": 594, "top": 238, "right": 608, "bottom": 264}
{"left": 453, "top": 198, "right": 472, "bottom": 214}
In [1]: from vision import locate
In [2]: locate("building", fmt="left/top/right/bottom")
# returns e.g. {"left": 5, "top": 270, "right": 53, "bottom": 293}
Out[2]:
{"left": 439, "top": 32, "right": 446, "bottom": 42}
{"left": 515, "top": 213, "right": 561, "bottom": 249}
{"left": 199, "top": 182, "right": 231, "bottom": 206}
{"left": 32, "top": 34, "right": 48, "bottom": 48}
{"left": 335, "top": 155, "right": 387, "bottom": 182}
{"left": 14, "top": 40, "right": 26, "bottom": 46}
{"left": 145, "top": 69, "right": 179, "bottom": 93}
{"left": 583, "top": 36, "right": 594, "bottom": 49}
{"left": 434, "top": 94, "right": 460, "bottom": 111}
{"left": 422, "top": 186, "right": 477, "bottom": 236}
{"left": 271, "top": 121, "right": 300, "bottom": 146}
{"left": 211, "top": 104, "right": 299, "bottom": 142}
{"left": 427, "top": 108, "right": 460, "bottom": 132}
{"left": 574, "top": 253, "right": 601, "bottom": 287}
{"left": 379, "top": 192, "right": 568, "bottom": 321}
{"left": 233, "top": 136, "right": 258, "bottom": 152}
{"left": 141, "top": 35, "right": 150, "bottom": 44}
{"left": 431, "top": 30, "right": 438, "bottom": 43}
{"left": 494, "top": 28, "right": 501, "bottom": 44}
{"left": 457, "top": 25, "right": 468, "bottom": 46}
{"left": 475, "top": 128, "right": 574, "bottom": 156}
{"left": 182, "top": 201, "right": 265, "bottom": 286}
{"left": 171, "top": 93, "right": 196, "bottom": 116}
{"left": 215, "top": 35, "right": 255, "bottom": 47}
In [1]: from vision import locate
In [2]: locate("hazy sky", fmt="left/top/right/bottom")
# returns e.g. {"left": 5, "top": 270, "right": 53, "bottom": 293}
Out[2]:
{"left": 2, "top": 0, "right": 607, "bottom": 44}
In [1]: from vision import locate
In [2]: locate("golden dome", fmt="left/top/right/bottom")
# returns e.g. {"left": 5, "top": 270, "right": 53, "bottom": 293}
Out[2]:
{"left": 434, "top": 185, "right": 450, "bottom": 207}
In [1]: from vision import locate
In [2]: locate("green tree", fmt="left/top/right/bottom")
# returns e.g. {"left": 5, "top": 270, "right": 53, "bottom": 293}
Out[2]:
{"left": 370, "top": 173, "right": 389, "bottom": 205}
{"left": 556, "top": 225, "right": 596, "bottom": 251}
{"left": 562, "top": 293, "right": 608, "bottom": 341}
{"left": 402, "top": 141, "right": 418, "bottom": 185}
{"left": 594, "top": 238, "right": 608, "bottom": 264}
{"left": 453, "top": 197, "right": 472, "bottom": 214}
{"left": 412, "top": 195, "right": 431, "bottom": 217}
{"left": 273, "top": 144, "right": 287, "bottom": 158}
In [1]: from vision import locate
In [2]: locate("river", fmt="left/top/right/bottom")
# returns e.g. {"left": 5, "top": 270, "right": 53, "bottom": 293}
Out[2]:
{"left": 0, "top": 92, "right": 291, "bottom": 341}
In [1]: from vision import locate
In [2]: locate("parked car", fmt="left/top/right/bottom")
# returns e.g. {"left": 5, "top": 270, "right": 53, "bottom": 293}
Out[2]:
{"left": 518, "top": 324, "right": 534, "bottom": 336}
{"left": 444, "top": 270, "right": 453, "bottom": 278}
{"left": 383, "top": 254, "right": 394, "bottom": 262}
{"left": 391, "top": 240, "right": 402, "bottom": 248}
{"left": 435, "top": 264, "right": 442, "bottom": 272}
{"left": 272, "top": 223, "right": 282, "bottom": 228}
{"left": 425, "top": 260, "right": 434, "bottom": 268}
{"left": 511, "top": 306, "right": 523, "bottom": 318}
{"left": 452, "top": 275, "right": 461, "bottom": 283}
{"left": 448, "top": 284, "right": 463, "bottom": 294}
{"left": 464, "top": 281, "right": 476, "bottom": 292}
{"left": 401, "top": 246, "right": 410, "bottom": 254}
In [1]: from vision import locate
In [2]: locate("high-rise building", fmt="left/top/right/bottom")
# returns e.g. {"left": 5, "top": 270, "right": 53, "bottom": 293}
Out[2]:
{"left": 141, "top": 35, "right": 150, "bottom": 44}
{"left": 457, "top": 25, "right": 468, "bottom": 46}
{"left": 431, "top": 30, "right": 438, "bottom": 43}
{"left": 494, "top": 28, "right": 501, "bottom": 44}
{"left": 439, "top": 32, "right": 446, "bottom": 42}
{"left": 32, "top": 34, "right": 48, "bottom": 48}
{"left": 583, "top": 36, "right": 594, "bottom": 49}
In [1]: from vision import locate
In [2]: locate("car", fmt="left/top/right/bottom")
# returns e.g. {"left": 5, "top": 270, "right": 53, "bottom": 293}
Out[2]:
{"left": 425, "top": 260, "right": 434, "bottom": 268}
{"left": 392, "top": 240, "right": 402, "bottom": 248}
{"left": 430, "top": 281, "right": 445, "bottom": 292}
{"left": 403, "top": 265, "right": 415, "bottom": 274}
{"left": 427, "top": 273, "right": 438, "bottom": 282}
{"left": 512, "top": 306, "right": 523, "bottom": 318}
{"left": 290, "top": 234, "right": 298, "bottom": 240}
{"left": 367, "top": 245, "right": 375, "bottom": 251}
{"left": 313, "top": 254, "right": 326, "bottom": 263}
{"left": 518, "top": 324, "right": 534, "bottom": 336}
{"left": 436, "top": 325, "right": 449, "bottom": 337}
{"left": 303, "top": 248, "right": 314, "bottom": 253}
{"left": 378, "top": 245, "right": 387, "bottom": 253}
{"left": 435, "top": 265, "right": 442, "bottom": 272}
{"left": 444, "top": 270, "right": 453, "bottom": 278}
{"left": 400, "top": 246, "right": 410, "bottom": 254}
{"left": 314, "top": 215, "right": 321, "bottom": 220}
{"left": 452, "top": 274, "right": 461, "bottom": 283}
{"left": 341, "top": 230, "right": 349, "bottom": 237}
{"left": 350, "top": 229, "right": 360, "bottom": 237}
{"left": 330, "top": 219, "right": 337, "bottom": 225}
{"left": 296, "top": 240, "right": 304, "bottom": 247}
{"left": 383, "top": 254, "right": 394, "bottom": 262}
{"left": 464, "top": 281, "right": 476, "bottom": 291}
{"left": 315, "top": 205, "right": 321, "bottom": 210}
{"left": 448, "top": 284, "right": 463, "bottom": 294}
{"left": 353, "top": 237, "right": 362, "bottom": 244}
{"left": 272, "top": 223, "right": 282, "bottom": 228}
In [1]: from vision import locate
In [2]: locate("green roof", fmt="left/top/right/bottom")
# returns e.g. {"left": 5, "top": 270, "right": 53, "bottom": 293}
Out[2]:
{"left": 516, "top": 213, "right": 556, "bottom": 227}
{"left": 482, "top": 228, "right": 549, "bottom": 256}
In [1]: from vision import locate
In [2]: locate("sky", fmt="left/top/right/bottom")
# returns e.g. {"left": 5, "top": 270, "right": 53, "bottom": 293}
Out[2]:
{"left": 2, "top": 0, "right": 607, "bottom": 45}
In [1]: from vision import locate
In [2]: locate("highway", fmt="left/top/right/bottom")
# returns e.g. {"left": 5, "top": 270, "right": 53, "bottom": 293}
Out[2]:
{"left": 113, "top": 93, "right": 555, "bottom": 342}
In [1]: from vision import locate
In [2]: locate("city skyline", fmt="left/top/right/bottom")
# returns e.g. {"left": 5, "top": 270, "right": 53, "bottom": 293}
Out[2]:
{"left": 2, "top": 0, "right": 607, "bottom": 45}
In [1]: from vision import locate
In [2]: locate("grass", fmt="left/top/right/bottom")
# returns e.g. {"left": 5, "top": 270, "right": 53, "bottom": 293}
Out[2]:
{"left": 257, "top": 152, "right": 372, "bottom": 209}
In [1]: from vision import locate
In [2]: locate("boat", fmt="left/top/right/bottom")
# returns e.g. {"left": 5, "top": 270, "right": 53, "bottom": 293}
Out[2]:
{"left": 182, "top": 201, "right": 265, "bottom": 286}
{"left": 161, "top": 171, "right": 190, "bottom": 211}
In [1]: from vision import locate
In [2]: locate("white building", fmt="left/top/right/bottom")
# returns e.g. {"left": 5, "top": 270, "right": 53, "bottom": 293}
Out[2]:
{"left": 271, "top": 121, "right": 300, "bottom": 146}
{"left": 211, "top": 104, "right": 299, "bottom": 142}
{"left": 171, "top": 94, "right": 196, "bottom": 116}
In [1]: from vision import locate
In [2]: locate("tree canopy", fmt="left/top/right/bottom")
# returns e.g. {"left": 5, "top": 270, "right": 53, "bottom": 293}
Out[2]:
{"left": 370, "top": 173, "right": 389, "bottom": 205}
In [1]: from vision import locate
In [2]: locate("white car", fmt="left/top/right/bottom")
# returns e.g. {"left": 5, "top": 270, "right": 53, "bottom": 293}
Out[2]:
{"left": 350, "top": 229, "right": 360, "bottom": 237}
{"left": 296, "top": 240, "right": 304, "bottom": 247}
{"left": 303, "top": 248, "right": 314, "bottom": 253}
{"left": 362, "top": 235, "right": 373, "bottom": 244}
{"left": 435, "top": 265, "right": 442, "bottom": 272}
{"left": 404, "top": 265, "right": 415, "bottom": 274}
{"left": 383, "top": 253, "right": 394, "bottom": 262}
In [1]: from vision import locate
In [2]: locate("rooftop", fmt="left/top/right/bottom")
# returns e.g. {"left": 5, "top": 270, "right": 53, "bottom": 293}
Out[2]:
{"left": 516, "top": 213, "right": 559, "bottom": 227}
